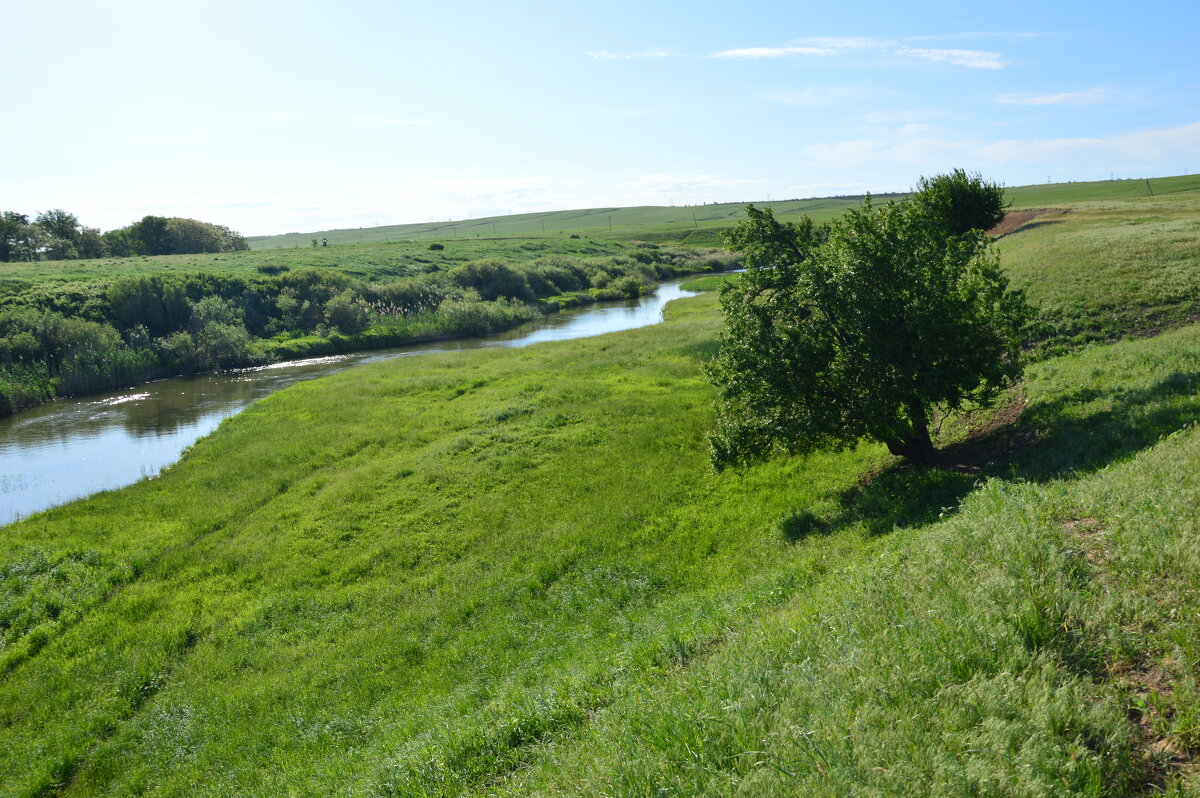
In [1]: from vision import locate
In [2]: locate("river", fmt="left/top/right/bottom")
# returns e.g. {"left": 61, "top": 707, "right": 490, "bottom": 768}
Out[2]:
{"left": 0, "top": 277, "right": 703, "bottom": 524}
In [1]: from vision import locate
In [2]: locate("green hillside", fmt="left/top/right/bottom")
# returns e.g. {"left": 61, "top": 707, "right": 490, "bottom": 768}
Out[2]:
{"left": 245, "top": 174, "right": 1200, "bottom": 249}
{"left": 2, "top": 180, "right": 1199, "bottom": 795}
{"left": 244, "top": 195, "right": 898, "bottom": 250}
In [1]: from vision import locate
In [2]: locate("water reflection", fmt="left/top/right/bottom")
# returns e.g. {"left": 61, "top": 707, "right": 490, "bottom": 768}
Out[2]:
{"left": 0, "top": 278, "right": 700, "bottom": 524}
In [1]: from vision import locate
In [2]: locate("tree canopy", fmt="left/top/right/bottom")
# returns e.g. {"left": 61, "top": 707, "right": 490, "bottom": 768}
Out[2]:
{"left": 706, "top": 172, "right": 1029, "bottom": 467}
{"left": 0, "top": 210, "right": 248, "bottom": 262}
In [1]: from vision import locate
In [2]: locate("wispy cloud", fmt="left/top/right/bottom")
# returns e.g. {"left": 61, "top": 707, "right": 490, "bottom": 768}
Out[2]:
{"left": 801, "top": 121, "right": 1200, "bottom": 171}
{"left": 707, "top": 35, "right": 1010, "bottom": 69}
{"left": 894, "top": 47, "right": 1004, "bottom": 69}
{"left": 586, "top": 49, "right": 677, "bottom": 60}
{"left": 710, "top": 46, "right": 834, "bottom": 59}
{"left": 910, "top": 31, "right": 1054, "bottom": 41}
{"left": 997, "top": 86, "right": 1112, "bottom": 106}
{"left": 351, "top": 117, "right": 431, "bottom": 127}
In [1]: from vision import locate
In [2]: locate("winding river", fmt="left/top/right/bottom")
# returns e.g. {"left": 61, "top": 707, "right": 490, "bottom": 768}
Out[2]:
{"left": 0, "top": 278, "right": 703, "bottom": 524}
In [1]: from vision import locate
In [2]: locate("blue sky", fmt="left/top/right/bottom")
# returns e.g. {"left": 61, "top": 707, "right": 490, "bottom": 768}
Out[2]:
{"left": 3, "top": 0, "right": 1197, "bottom": 235}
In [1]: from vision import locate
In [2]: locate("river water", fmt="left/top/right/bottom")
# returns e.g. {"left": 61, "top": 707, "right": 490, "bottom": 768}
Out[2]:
{"left": 0, "top": 278, "right": 702, "bottom": 524}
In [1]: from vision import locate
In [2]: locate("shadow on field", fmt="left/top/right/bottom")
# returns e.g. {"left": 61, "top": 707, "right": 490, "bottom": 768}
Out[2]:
{"left": 782, "top": 370, "right": 1200, "bottom": 541}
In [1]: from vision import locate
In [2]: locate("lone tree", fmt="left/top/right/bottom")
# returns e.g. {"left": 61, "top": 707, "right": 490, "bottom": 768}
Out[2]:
{"left": 706, "top": 171, "right": 1029, "bottom": 467}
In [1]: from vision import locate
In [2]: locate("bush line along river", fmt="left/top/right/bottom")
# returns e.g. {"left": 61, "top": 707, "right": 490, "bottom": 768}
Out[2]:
{"left": 0, "top": 278, "right": 703, "bottom": 524}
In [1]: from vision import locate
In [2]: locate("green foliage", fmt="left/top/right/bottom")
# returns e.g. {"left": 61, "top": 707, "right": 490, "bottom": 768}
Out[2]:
{"left": 0, "top": 242, "right": 724, "bottom": 415}
{"left": 323, "top": 289, "right": 370, "bottom": 334}
{"left": 912, "top": 168, "right": 1007, "bottom": 236}
{"left": 0, "top": 211, "right": 36, "bottom": 262}
{"left": 708, "top": 189, "right": 1029, "bottom": 467}
{"left": 449, "top": 259, "right": 535, "bottom": 301}
{"left": 107, "top": 275, "right": 193, "bottom": 336}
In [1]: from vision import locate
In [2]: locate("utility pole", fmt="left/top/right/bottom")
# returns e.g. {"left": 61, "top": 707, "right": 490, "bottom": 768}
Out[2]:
{"left": 492, "top": 222, "right": 496, "bottom": 235}
{"left": 1145, "top": 179, "right": 1154, "bottom": 197}
{"left": 692, "top": 213, "right": 697, "bottom": 229}
{"left": 540, "top": 218, "right": 545, "bottom": 233}
{"left": 608, "top": 215, "right": 612, "bottom": 231}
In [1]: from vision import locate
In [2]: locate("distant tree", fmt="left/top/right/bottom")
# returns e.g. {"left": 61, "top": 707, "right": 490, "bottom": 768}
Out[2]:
{"left": 0, "top": 212, "right": 34, "bottom": 262}
{"left": 35, "top": 209, "right": 80, "bottom": 244}
{"left": 76, "top": 226, "right": 108, "bottom": 259}
{"left": 707, "top": 173, "right": 1029, "bottom": 467}
{"left": 212, "top": 223, "right": 249, "bottom": 252}
{"left": 132, "top": 215, "right": 170, "bottom": 255}
{"left": 911, "top": 169, "right": 1008, "bottom": 236}
{"left": 164, "top": 217, "right": 226, "bottom": 254}
{"left": 102, "top": 227, "right": 145, "bottom": 257}
{"left": 42, "top": 235, "right": 79, "bottom": 261}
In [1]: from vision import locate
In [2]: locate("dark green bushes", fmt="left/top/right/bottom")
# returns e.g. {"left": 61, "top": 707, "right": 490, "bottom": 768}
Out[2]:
{"left": 450, "top": 260, "right": 535, "bottom": 301}
{"left": 0, "top": 245, "right": 731, "bottom": 415}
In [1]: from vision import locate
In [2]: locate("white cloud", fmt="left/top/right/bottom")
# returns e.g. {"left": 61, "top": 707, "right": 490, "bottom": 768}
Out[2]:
{"left": 997, "top": 86, "right": 1112, "bottom": 106}
{"left": 709, "top": 46, "right": 834, "bottom": 59}
{"left": 895, "top": 47, "right": 1004, "bottom": 69}
{"left": 586, "top": 49, "right": 677, "bottom": 60}
{"left": 802, "top": 139, "right": 887, "bottom": 169}
{"left": 801, "top": 121, "right": 1200, "bottom": 172}
{"left": 977, "top": 122, "right": 1200, "bottom": 163}
{"left": 798, "top": 37, "right": 881, "bottom": 50}
{"left": 707, "top": 37, "right": 1007, "bottom": 69}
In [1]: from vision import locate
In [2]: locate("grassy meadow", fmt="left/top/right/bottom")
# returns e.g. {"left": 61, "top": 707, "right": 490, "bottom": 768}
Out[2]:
{"left": 998, "top": 186, "right": 1200, "bottom": 353}
{"left": 1, "top": 177, "right": 1199, "bottom": 795}
{"left": 243, "top": 174, "right": 1200, "bottom": 250}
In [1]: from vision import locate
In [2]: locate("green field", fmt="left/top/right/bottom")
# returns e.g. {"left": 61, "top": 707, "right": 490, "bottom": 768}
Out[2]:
{"left": 2, "top": 179, "right": 1200, "bottom": 795}
{"left": 4, "top": 174, "right": 1194, "bottom": 293}
{"left": 244, "top": 174, "right": 1200, "bottom": 250}
{"left": 0, "top": 237, "right": 635, "bottom": 286}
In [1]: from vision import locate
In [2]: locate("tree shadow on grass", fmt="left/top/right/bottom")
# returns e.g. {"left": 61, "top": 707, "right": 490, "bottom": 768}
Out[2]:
{"left": 782, "top": 370, "right": 1200, "bottom": 542}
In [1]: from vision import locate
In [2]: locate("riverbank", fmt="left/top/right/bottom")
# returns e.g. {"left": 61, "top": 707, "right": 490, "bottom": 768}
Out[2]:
{"left": 0, "top": 277, "right": 706, "bottom": 525}
{"left": 0, "top": 244, "right": 737, "bottom": 417}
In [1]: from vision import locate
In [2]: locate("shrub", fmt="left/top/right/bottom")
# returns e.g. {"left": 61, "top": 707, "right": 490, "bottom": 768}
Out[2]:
{"left": 449, "top": 260, "right": 534, "bottom": 302}
{"left": 324, "top": 290, "right": 370, "bottom": 334}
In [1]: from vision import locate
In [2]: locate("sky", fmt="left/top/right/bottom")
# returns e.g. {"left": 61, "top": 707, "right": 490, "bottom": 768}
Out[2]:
{"left": 2, "top": 0, "right": 1198, "bottom": 236}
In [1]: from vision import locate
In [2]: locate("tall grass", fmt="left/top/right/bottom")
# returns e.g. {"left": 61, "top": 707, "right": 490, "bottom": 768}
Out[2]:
{"left": 1, "top": 289, "right": 1199, "bottom": 794}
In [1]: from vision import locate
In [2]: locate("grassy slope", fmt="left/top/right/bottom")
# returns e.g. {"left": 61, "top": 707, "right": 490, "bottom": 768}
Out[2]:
{"left": 244, "top": 196, "right": 897, "bottom": 250}
{"left": 242, "top": 174, "right": 1200, "bottom": 249}
{"left": 999, "top": 189, "right": 1200, "bottom": 351}
{"left": 1, "top": 180, "right": 1198, "bottom": 795}
{"left": 0, "top": 238, "right": 633, "bottom": 286}
{"left": 4, "top": 291, "right": 1200, "bottom": 795}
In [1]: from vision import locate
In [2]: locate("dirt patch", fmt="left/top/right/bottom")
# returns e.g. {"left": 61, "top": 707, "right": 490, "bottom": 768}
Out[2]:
{"left": 988, "top": 208, "right": 1069, "bottom": 239}
{"left": 1061, "top": 516, "right": 1108, "bottom": 565}
{"left": 933, "top": 395, "right": 1040, "bottom": 474}
{"left": 1113, "top": 660, "right": 1195, "bottom": 789}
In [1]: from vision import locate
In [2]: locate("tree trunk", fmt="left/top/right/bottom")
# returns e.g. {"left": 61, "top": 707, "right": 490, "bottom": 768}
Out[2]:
{"left": 884, "top": 419, "right": 937, "bottom": 465}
